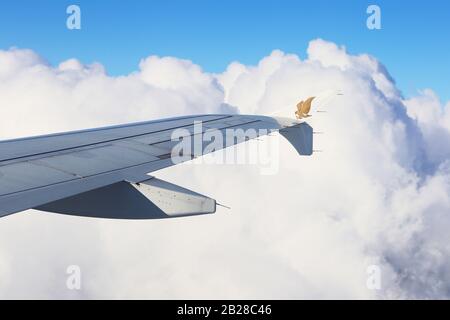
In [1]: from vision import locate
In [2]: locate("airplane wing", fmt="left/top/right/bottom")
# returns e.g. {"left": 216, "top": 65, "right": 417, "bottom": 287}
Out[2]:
{"left": 0, "top": 114, "right": 313, "bottom": 219}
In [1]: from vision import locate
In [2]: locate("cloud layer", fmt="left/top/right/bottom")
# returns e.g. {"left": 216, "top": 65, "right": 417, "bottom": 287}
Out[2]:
{"left": 0, "top": 39, "right": 449, "bottom": 299}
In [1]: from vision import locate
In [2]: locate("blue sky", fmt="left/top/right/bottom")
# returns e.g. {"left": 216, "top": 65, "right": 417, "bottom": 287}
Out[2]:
{"left": 0, "top": 0, "right": 449, "bottom": 101}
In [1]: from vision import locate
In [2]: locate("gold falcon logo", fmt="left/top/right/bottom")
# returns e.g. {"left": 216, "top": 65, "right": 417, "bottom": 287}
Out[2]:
{"left": 295, "top": 96, "right": 315, "bottom": 119}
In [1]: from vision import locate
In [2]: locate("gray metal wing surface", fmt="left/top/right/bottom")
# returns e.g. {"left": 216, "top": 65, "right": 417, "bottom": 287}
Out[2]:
{"left": 0, "top": 114, "right": 313, "bottom": 219}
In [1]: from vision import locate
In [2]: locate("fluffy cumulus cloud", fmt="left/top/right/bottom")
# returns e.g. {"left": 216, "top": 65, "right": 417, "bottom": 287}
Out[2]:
{"left": 0, "top": 39, "right": 450, "bottom": 299}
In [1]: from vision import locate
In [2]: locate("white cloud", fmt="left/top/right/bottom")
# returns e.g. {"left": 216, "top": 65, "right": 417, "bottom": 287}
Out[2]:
{"left": 0, "top": 39, "right": 450, "bottom": 299}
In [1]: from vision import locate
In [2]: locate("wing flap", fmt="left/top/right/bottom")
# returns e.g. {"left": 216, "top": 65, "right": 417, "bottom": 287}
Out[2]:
{"left": 31, "top": 145, "right": 159, "bottom": 178}
{"left": 0, "top": 162, "right": 76, "bottom": 196}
